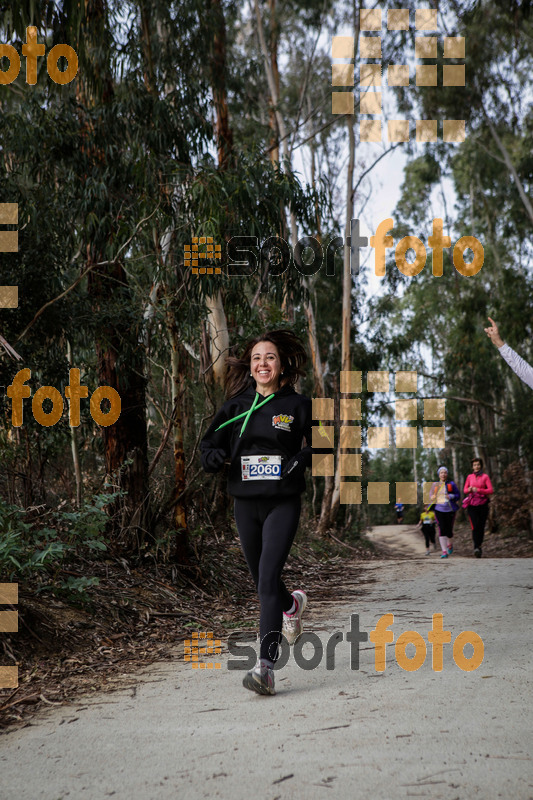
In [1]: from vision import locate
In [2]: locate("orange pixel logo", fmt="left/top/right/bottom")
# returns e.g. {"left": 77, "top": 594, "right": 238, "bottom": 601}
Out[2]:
{"left": 312, "top": 370, "right": 446, "bottom": 504}
{"left": 332, "top": 7, "right": 465, "bottom": 143}
{"left": 184, "top": 237, "right": 222, "bottom": 276}
{"left": 184, "top": 631, "right": 222, "bottom": 669}
{"left": 0, "top": 203, "right": 19, "bottom": 309}
{"left": 0, "top": 583, "right": 19, "bottom": 689}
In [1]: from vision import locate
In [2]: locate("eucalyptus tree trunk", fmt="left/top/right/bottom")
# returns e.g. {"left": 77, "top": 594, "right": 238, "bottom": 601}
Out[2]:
{"left": 306, "top": 106, "right": 325, "bottom": 396}
{"left": 267, "top": 0, "right": 280, "bottom": 164}
{"left": 321, "top": 115, "right": 356, "bottom": 531}
{"left": 67, "top": 340, "right": 82, "bottom": 509}
{"left": 206, "top": 0, "right": 232, "bottom": 387}
{"left": 254, "top": 2, "right": 326, "bottom": 432}
{"left": 161, "top": 238, "right": 190, "bottom": 550}
{"left": 254, "top": 0, "right": 323, "bottom": 386}
{"left": 167, "top": 322, "right": 190, "bottom": 560}
{"left": 81, "top": 0, "right": 150, "bottom": 550}
{"left": 205, "top": 292, "right": 230, "bottom": 387}
{"left": 88, "top": 258, "right": 149, "bottom": 546}
{"left": 316, "top": 0, "right": 363, "bottom": 533}
{"left": 139, "top": 0, "right": 155, "bottom": 94}
{"left": 143, "top": 13, "right": 192, "bottom": 551}
{"left": 485, "top": 115, "right": 533, "bottom": 226}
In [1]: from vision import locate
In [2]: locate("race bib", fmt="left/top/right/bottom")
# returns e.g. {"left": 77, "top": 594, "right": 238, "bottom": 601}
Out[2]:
{"left": 241, "top": 455, "right": 282, "bottom": 481}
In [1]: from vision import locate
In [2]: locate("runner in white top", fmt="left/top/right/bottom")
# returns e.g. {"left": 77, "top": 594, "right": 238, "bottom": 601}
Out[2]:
{"left": 484, "top": 317, "right": 533, "bottom": 390}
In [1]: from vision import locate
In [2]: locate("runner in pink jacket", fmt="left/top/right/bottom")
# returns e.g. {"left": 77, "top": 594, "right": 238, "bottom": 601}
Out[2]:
{"left": 463, "top": 457, "right": 493, "bottom": 558}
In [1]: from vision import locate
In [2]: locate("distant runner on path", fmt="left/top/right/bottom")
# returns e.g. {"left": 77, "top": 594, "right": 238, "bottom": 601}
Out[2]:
{"left": 429, "top": 466, "right": 460, "bottom": 559}
{"left": 417, "top": 504, "right": 437, "bottom": 555}
{"left": 394, "top": 499, "right": 404, "bottom": 524}
{"left": 463, "top": 457, "right": 493, "bottom": 559}
{"left": 485, "top": 317, "right": 533, "bottom": 390}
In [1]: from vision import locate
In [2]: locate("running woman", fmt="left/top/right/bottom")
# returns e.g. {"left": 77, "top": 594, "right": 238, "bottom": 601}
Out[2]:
{"left": 394, "top": 499, "right": 404, "bottom": 524}
{"left": 428, "top": 467, "right": 460, "bottom": 558}
{"left": 417, "top": 504, "right": 437, "bottom": 555}
{"left": 484, "top": 317, "right": 533, "bottom": 390}
{"left": 200, "top": 330, "right": 313, "bottom": 696}
{"left": 463, "top": 457, "right": 493, "bottom": 558}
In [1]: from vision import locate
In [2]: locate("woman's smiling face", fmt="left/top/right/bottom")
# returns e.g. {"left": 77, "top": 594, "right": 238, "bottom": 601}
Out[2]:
{"left": 250, "top": 341, "right": 282, "bottom": 395}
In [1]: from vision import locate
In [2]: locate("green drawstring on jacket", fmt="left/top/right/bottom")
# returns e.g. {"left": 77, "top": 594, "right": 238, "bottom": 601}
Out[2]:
{"left": 215, "top": 392, "right": 275, "bottom": 437}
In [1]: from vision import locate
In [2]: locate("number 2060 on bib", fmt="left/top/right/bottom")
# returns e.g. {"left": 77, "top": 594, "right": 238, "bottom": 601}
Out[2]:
{"left": 241, "top": 455, "right": 282, "bottom": 481}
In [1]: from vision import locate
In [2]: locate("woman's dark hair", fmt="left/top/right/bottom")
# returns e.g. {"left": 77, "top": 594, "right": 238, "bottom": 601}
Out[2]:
{"left": 472, "top": 457, "right": 484, "bottom": 470}
{"left": 224, "top": 330, "right": 307, "bottom": 399}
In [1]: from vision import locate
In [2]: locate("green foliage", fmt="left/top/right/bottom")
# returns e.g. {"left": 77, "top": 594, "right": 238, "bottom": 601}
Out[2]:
{"left": 0, "top": 501, "right": 64, "bottom": 579}
{"left": 395, "top": 155, "right": 441, "bottom": 229}
{"left": 58, "top": 575, "right": 101, "bottom": 595}
{"left": 0, "top": 494, "right": 112, "bottom": 588}
{"left": 366, "top": 0, "right": 533, "bottom": 486}
{"left": 1, "top": 0, "right": 530, "bottom": 547}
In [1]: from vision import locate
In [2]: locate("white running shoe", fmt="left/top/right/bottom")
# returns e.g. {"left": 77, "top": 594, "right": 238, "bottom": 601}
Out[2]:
{"left": 242, "top": 660, "right": 276, "bottom": 695}
{"left": 282, "top": 590, "right": 308, "bottom": 645}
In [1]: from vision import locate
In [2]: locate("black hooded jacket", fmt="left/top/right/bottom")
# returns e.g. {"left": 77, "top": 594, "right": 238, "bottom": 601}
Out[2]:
{"left": 200, "top": 384, "right": 313, "bottom": 499}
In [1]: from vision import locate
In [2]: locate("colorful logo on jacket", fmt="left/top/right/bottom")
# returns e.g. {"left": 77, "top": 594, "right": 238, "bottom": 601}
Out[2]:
{"left": 272, "top": 413, "right": 294, "bottom": 431}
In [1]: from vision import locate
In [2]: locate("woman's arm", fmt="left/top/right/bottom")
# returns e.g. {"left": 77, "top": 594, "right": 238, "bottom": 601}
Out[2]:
{"left": 479, "top": 474, "right": 494, "bottom": 496}
{"left": 447, "top": 481, "right": 460, "bottom": 501}
{"left": 200, "top": 408, "right": 230, "bottom": 472}
{"left": 498, "top": 344, "right": 533, "bottom": 391}
{"left": 282, "top": 397, "right": 313, "bottom": 478}
{"left": 484, "top": 317, "right": 504, "bottom": 348}
{"left": 485, "top": 317, "right": 533, "bottom": 390}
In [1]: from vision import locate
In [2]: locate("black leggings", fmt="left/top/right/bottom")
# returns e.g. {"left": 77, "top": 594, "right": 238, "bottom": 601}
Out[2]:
{"left": 435, "top": 510, "right": 456, "bottom": 539}
{"left": 468, "top": 504, "right": 489, "bottom": 549}
{"left": 421, "top": 524, "right": 436, "bottom": 547}
{"left": 234, "top": 495, "right": 301, "bottom": 663}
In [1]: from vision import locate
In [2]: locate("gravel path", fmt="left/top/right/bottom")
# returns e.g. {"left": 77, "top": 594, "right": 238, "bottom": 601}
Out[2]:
{"left": 1, "top": 529, "right": 532, "bottom": 800}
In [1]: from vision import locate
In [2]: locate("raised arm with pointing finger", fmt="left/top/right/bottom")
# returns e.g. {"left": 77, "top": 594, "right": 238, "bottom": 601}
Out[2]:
{"left": 484, "top": 317, "right": 533, "bottom": 391}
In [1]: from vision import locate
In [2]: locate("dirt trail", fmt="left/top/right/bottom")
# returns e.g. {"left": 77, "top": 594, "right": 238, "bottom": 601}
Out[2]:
{"left": 366, "top": 523, "right": 432, "bottom": 557}
{"left": 1, "top": 528, "right": 532, "bottom": 800}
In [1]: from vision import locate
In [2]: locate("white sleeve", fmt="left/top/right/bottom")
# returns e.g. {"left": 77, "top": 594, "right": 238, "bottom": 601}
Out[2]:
{"left": 499, "top": 343, "right": 533, "bottom": 390}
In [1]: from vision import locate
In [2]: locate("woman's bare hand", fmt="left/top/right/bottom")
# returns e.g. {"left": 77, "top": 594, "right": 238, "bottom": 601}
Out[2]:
{"left": 484, "top": 317, "right": 504, "bottom": 348}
